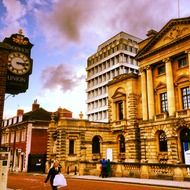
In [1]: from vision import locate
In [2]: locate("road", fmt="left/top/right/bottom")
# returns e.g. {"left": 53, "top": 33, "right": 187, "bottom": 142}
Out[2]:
{"left": 7, "top": 172, "right": 179, "bottom": 190}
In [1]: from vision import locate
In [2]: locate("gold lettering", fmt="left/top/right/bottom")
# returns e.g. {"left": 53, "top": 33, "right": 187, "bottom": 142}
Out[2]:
{"left": 7, "top": 75, "right": 26, "bottom": 82}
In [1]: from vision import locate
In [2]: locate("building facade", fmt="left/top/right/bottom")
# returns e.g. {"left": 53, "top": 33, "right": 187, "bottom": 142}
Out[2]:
{"left": 1, "top": 101, "right": 51, "bottom": 173}
{"left": 86, "top": 32, "right": 141, "bottom": 122}
{"left": 136, "top": 16, "right": 190, "bottom": 165}
{"left": 46, "top": 17, "right": 190, "bottom": 181}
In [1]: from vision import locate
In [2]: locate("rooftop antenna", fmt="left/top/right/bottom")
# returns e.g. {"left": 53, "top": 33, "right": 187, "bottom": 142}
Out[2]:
{"left": 178, "top": 0, "right": 180, "bottom": 18}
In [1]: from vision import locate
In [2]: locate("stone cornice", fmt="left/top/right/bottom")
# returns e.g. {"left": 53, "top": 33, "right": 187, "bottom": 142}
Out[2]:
{"left": 107, "top": 73, "right": 138, "bottom": 86}
{"left": 136, "top": 17, "right": 190, "bottom": 61}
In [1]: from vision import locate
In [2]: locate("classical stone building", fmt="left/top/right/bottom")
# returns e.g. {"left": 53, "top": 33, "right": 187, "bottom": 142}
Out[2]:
{"left": 46, "top": 17, "right": 190, "bottom": 181}
{"left": 136, "top": 16, "right": 190, "bottom": 166}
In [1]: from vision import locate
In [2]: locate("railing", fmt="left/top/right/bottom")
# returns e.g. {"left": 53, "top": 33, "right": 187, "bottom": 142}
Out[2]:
{"left": 111, "top": 120, "right": 128, "bottom": 131}
{"left": 176, "top": 109, "right": 190, "bottom": 118}
{"left": 79, "top": 161, "right": 190, "bottom": 181}
{"left": 154, "top": 112, "right": 168, "bottom": 121}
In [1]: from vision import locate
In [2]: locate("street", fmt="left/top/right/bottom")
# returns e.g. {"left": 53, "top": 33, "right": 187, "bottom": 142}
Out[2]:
{"left": 7, "top": 172, "right": 180, "bottom": 190}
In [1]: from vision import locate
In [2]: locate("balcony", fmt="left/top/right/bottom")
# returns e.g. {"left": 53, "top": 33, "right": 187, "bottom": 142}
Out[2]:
{"left": 111, "top": 120, "right": 128, "bottom": 131}
{"left": 176, "top": 109, "right": 190, "bottom": 118}
{"left": 154, "top": 112, "right": 168, "bottom": 121}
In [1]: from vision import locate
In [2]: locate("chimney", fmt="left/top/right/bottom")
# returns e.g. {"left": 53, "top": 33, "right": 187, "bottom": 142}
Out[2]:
{"left": 17, "top": 109, "right": 24, "bottom": 116}
{"left": 32, "top": 99, "right": 40, "bottom": 111}
{"left": 146, "top": 29, "right": 157, "bottom": 38}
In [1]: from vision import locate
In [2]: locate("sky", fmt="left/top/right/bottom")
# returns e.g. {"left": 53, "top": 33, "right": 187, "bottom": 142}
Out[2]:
{"left": 1, "top": 0, "right": 190, "bottom": 119}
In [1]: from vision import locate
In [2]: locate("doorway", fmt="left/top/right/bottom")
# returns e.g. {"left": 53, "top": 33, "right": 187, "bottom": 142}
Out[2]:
{"left": 180, "top": 128, "right": 190, "bottom": 164}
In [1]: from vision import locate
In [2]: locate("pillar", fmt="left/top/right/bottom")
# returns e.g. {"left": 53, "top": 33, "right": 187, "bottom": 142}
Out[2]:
{"left": 140, "top": 68, "right": 148, "bottom": 120}
{"left": 185, "top": 50, "right": 190, "bottom": 79}
{"left": 146, "top": 66, "right": 155, "bottom": 120}
{"left": 164, "top": 58, "right": 175, "bottom": 116}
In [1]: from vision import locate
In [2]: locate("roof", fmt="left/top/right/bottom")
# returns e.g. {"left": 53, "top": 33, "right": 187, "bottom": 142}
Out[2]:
{"left": 136, "top": 16, "right": 190, "bottom": 61}
{"left": 23, "top": 107, "right": 51, "bottom": 121}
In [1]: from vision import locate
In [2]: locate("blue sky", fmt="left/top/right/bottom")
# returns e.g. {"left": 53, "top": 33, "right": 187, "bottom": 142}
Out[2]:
{"left": 1, "top": 0, "right": 190, "bottom": 119}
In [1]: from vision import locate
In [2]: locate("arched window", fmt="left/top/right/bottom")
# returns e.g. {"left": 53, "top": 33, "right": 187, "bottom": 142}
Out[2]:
{"left": 159, "top": 131, "right": 168, "bottom": 152}
{"left": 119, "top": 135, "right": 125, "bottom": 153}
{"left": 92, "top": 136, "right": 100, "bottom": 154}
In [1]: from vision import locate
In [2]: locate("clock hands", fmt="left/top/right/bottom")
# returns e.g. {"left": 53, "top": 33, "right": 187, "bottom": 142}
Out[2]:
{"left": 16, "top": 61, "right": 26, "bottom": 66}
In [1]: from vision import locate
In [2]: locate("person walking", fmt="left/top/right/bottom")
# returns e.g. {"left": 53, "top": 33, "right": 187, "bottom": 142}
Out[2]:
{"left": 100, "top": 158, "right": 108, "bottom": 178}
{"left": 44, "top": 161, "right": 62, "bottom": 190}
{"left": 106, "top": 159, "right": 111, "bottom": 177}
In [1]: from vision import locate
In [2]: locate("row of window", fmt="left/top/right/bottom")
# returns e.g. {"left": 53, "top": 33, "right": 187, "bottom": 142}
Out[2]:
{"left": 2, "top": 115, "right": 23, "bottom": 127}
{"left": 87, "top": 67, "right": 137, "bottom": 89}
{"left": 87, "top": 54, "right": 137, "bottom": 78}
{"left": 158, "top": 56, "right": 187, "bottom": 75}
{"left": 91, "top": 131, "right": 167, "bottom": 156}
{"left": 114, "top": 86, "right": 190, "bottom": 121}
{"left": 1, "top": 129, "right": 26, "bottom": 144}
{"left": 87, "top": 111, "right": 108, "bottom": 121}
{"left": 87, "top": 86, "right": 107, "bottom": 99}
{"left": 160, "top": 87, "right": 190, "bottom": 112}
{"left": 88, "top": 43, "right": 138, "bottom": 67}
{"left": 87, "top": 98, "right": 107, "bottom": 110}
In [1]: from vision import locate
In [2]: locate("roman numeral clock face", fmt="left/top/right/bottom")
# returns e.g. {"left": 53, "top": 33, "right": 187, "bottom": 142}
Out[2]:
{"left": 8, "top": 52, "right": 31, "bottom": 75}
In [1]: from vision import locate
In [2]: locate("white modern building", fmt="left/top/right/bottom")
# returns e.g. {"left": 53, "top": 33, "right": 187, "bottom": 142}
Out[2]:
{"left": 86, "top": 31, "right": 141, "bottom": 122}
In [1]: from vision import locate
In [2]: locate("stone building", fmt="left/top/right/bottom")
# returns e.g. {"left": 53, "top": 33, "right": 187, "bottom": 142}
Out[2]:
{"left": 46, "top": 17, "right": 190, "bottom": 181}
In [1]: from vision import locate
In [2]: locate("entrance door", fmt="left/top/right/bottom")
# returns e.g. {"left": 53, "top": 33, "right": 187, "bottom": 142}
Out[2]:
{"left": 180, "top": 128, "right": 190, "bottom": 164}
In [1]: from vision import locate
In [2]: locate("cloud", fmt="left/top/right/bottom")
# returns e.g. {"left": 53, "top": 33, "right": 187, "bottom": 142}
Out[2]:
{"left": 107, "top": 0, "right": 178, "bottom": 38}
{"left": 2, "top": 0, "right": 26, "bottom": 23}
{"left": 0, "top": 0, "right": 27, "bottom": 39}
{"left": 41, "top": 64, "right": 85, "bottom": 92}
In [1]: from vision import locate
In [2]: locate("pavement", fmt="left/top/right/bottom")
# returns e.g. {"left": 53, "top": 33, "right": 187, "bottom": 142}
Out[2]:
{"left": 71, "top": 175, "right": 190, "bottom": 189}
{"left": 7, "top": 173, "right": 190, "bottom": 190}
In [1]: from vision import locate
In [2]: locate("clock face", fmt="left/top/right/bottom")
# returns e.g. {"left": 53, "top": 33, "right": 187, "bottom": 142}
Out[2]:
{"left": 8, "top": 52, "right": 31, "bottom": 75}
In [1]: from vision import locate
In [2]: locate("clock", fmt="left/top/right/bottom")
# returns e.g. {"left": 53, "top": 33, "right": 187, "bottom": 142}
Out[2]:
{"left": 8, "top": 52, "right": 31, "bottom": 75}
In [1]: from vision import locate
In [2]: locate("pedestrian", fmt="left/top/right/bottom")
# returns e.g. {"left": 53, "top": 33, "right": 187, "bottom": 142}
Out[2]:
{"left": 44, "top": 160, "right": 62, "bottom": 190}
{"left": 106, "top": 159, "right": 111, "bottom": 177}
{"left": 100, "top": 158, "right": 108, "bottom": 178}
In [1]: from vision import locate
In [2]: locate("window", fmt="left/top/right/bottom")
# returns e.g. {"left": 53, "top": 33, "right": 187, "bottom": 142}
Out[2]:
{"left": 10, "top": 132, "right": 14, "bottom": 143}
{"left": 117, "top": 101, "right": 124, "bottom": 120}
{"left": 92, "top": 136, "right": 100, "bottom": 154}
{"left": 159, "top": 131, "right": 168, "bottom": 152}
{"left": 178, "top": 57, "right": 187, "bottom": 68}
{"left": 182, "top": 87, "right": 190, "bottom": 109}
{"left": 160, "top": 92, "right": 168, "bottom": 112}
{"left": 119, "top": 135, "right": 125, "bottom": 153}
{"left": 16, "top": 131, "right": 20, "bottom": 142}
{"left": 158, "top": 65, "right": 165, "bottom": 75}
{"left": 21, "top": 129, "right": 26, "bottom": 142}
{"left": 69, "top": 139, "right": 74, "bottom": 155}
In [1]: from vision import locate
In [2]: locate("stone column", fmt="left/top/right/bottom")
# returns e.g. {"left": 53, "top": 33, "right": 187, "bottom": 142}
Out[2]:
{"left": 185, "top": 50, "right": 190, "bottom": 79}
{"left": 164, "top": 58, "right": 175, "bottom": 116}
{"left": 140, "top": 68, "right": 148, "bottom": 120}
{"left": 146, "top": 66, "right": 155, "bottom": 120}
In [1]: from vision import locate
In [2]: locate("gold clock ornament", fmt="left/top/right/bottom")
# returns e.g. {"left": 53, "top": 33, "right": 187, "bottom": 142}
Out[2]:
{"left": 8, "top": 52, "right": 31, "bottom": 75}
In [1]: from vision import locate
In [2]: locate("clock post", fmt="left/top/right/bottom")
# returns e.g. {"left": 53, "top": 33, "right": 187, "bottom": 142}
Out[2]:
{"left": 0, "top": 29, "right": 33, "bottom": 139}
